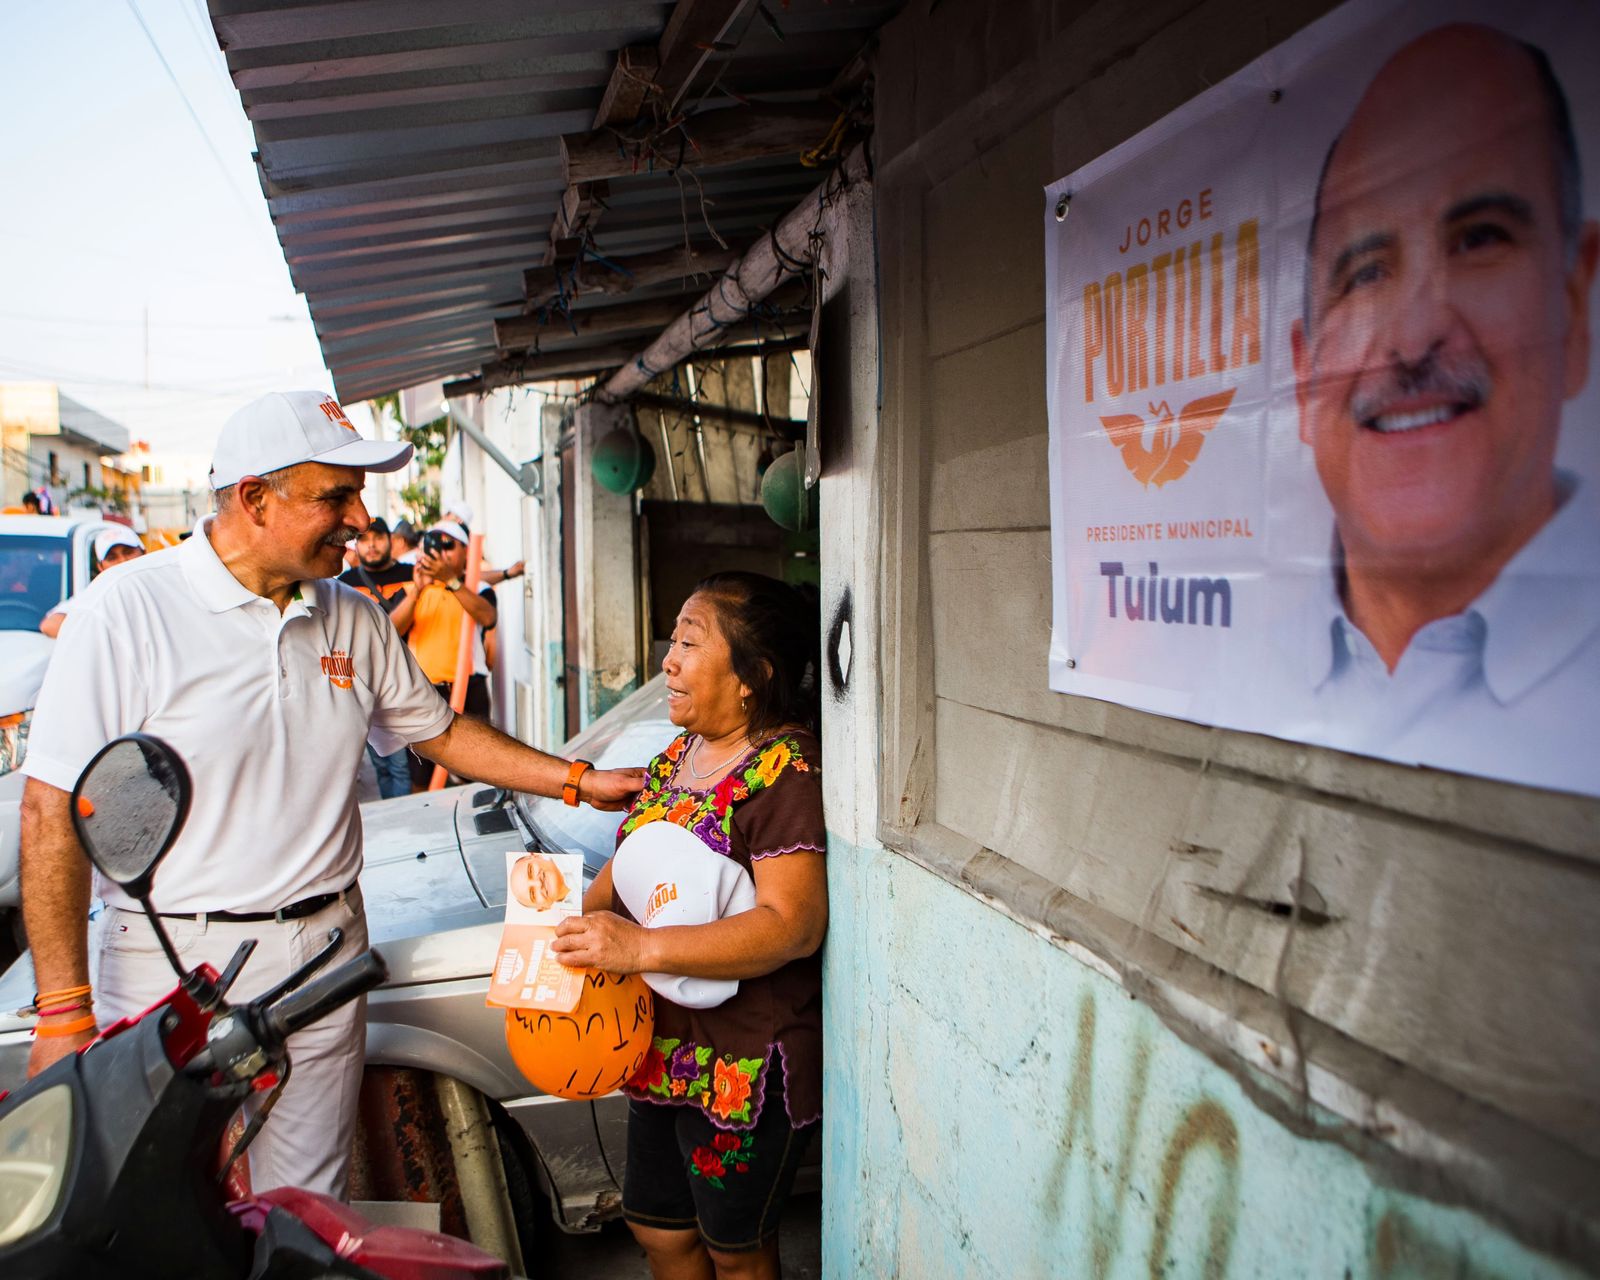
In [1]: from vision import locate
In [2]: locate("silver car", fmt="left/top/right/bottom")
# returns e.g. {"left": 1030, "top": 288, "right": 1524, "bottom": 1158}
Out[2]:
{"left": 0, "top": 674, "right": 681, "bottom": 1239}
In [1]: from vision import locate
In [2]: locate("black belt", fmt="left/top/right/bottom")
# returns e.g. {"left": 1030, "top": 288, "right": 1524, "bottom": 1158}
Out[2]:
{"left": 156, "top": 884, "right": 354, "bottom": 924}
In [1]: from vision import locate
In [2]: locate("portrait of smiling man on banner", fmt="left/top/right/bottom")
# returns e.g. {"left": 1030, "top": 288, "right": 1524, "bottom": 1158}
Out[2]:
{"left": 1281, "top": 22, "right": 1600, "bottom": 790}
{"left": 1045, "top": 4, "right": 1600, "bottom": 797}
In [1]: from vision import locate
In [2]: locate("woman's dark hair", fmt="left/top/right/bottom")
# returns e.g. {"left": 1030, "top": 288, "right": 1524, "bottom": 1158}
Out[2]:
{"left": 692, "top": 571, "right": 820, "bottom": 736}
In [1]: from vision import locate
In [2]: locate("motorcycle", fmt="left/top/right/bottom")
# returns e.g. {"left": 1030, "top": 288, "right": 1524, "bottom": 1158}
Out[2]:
{"left": 0, "top": 732, "right": 513, "bottom": 1278}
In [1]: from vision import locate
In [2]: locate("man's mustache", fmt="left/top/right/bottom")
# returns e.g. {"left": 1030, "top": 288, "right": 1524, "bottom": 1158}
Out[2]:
{"left": 321, "top": 527, "right": 361, "bottom": 548}
{"left": 1348, "top": 349, "right": 1490, "bottom": 427}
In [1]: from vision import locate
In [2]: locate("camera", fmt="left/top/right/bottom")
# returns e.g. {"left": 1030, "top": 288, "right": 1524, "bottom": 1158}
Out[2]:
{"left": 421, "top": 529, "right": 454, "bottom": 557}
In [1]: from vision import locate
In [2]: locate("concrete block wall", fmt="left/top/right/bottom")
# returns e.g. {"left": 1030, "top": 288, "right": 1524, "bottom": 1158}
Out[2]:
{"left": 821, "top": 839, "right": 1585, "bottom": 1279}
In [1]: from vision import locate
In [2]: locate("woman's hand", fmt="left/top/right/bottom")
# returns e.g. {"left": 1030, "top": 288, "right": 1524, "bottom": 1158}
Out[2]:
{"left": 552, "top": 911, "right": 650, "bottom": 972}
{"left": 579, "top": 766, "right": 648, "bottom": 811}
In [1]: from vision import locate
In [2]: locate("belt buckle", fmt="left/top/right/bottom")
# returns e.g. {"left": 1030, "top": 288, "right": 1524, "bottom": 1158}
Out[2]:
{"left": 272, "top": 906, "right": 291, "bottom": 924}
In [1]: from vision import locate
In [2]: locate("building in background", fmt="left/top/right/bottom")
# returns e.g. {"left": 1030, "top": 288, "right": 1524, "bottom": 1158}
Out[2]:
{"left": 1, "top": 384, "right": 135, "bottom": 517}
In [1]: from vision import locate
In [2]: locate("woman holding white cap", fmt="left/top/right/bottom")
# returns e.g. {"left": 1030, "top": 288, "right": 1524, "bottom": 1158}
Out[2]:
{"left": 552, "top": 571, "right": 826, "bottom": 1280}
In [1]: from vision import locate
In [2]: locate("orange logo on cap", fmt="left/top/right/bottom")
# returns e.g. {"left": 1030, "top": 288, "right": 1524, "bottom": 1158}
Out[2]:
{"left": 1098, "top": 389, "right": 1235, "bottom": 488}
{"left": 320, "top": 649, "right": 354, "bottom": 690}
{"left": 318, "top": 399, "right": 357, "bottom": 432}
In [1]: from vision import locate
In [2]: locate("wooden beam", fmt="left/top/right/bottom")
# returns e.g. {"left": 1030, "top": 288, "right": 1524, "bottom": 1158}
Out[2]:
{"left": 448, "top": 341, "right": 668, "bottom": 397}
{"left": 654, "top": 0, "right": 757, "bottom": 115}
{"left": 561, "top": 104, "right": 837, "bottom": 185}
{"left": 558, "top": 182, "right": 607, "bottom": 235}
{"left": 535, "top": 44, "right": 657, "bottom": 269}
{"left": 593, "top": 44, "right": 659, "bottom": 129}
{"left": 600, "top": 144, "right": 869, "bottom": 402}
{"left": 524, "top": 243, "right": 739, "bottom": 309}
{"left": 632, "top": 391, "right": 805, "bottom": 439}
{"left": 449, "top": 329, "right": 800, "bottom": 398}
{"left": 495, "top": 294, "right": 705, "bottom": 352}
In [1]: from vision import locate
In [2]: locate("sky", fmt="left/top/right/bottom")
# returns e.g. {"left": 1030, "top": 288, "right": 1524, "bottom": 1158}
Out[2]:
{"left": 0, "top": 0, "right": 360, "bottom": 473}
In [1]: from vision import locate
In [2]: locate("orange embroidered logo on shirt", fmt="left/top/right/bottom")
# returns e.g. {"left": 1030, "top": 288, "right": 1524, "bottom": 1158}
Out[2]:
{"left": 317, "top": 399, "right": 357, "bottom": 432}
{"left": 320, "top": 650, "right": 354, "bottom": 690}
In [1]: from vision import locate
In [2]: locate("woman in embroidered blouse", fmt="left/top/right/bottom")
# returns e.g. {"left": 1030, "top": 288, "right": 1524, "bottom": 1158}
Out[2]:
{"left": 553, "top": 571, "right": 825, "bottom": 1280}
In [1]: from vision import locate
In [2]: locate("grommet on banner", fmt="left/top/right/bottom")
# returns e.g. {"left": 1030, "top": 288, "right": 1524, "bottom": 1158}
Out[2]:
{"left": 1064, "top": 659, "right": 1076, "bottom": 669}
{"left": 1055, "top": 194, "right": 1071, "bottom": 222}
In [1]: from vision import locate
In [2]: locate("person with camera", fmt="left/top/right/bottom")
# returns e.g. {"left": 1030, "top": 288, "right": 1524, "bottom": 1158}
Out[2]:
{"left": 399, "top": 520, "right": 496, "bottom": 789}
{"left": 337, "top": 518, "right": 414, "bottom": 799}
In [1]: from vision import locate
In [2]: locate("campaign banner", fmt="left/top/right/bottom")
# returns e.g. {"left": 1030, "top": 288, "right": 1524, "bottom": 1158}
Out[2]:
{"left": 1045, "top": 0, "right": 1600, "bottom": 797}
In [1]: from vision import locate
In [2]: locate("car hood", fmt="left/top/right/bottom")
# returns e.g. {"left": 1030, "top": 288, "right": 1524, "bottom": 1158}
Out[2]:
{"left": 0, "top": 631, "right": 52, "bottom": 715}
{"left": 357, "top": 786, "right": 501, "bottom": 985}
{"left": 0, "top": 786, "right": 495, "bottom": 1038}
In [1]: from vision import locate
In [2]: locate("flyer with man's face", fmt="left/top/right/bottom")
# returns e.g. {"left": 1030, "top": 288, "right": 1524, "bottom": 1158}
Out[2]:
{"left": 1045, "top": 0, "right": 1600, "bottom": 796}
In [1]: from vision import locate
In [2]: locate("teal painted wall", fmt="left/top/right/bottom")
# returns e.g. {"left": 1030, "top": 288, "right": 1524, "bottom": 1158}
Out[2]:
{"left": 820, "top": 837, "right": 1582, "bottom": 1279}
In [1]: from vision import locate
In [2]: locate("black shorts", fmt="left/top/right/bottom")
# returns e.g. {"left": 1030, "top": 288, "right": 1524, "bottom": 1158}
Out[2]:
{"left": 620, "top": 1075, "right": 816, "bottom": 1253}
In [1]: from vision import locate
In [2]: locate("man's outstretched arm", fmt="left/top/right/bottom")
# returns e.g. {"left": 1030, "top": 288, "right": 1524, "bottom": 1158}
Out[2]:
{"left": 411, "top": 715, "right": 645, "bottom": 810}
{"left": 20, "top": 777, "right": 97, "bottom": 1074}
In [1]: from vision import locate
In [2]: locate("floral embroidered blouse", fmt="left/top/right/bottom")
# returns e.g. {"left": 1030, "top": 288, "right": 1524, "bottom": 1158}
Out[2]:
{"left": 614, "top": 728, "right": 825, "bottom": 1132}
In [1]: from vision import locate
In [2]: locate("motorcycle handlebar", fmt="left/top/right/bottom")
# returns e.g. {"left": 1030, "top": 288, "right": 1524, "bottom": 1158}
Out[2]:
{"left": 261, "top": 950, "right": 388, "bottom": 1044}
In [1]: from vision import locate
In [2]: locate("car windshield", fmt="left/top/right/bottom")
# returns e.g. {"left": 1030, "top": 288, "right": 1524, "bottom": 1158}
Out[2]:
{"left": 519, "top": 675, "right": 678, "bottom": 877}
{"left": 0, "top": 536, "right": 67, "bottom": 630}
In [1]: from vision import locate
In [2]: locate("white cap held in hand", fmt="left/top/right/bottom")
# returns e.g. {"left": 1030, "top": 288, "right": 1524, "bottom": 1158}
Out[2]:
{"left": 611, "top": 821, "right": 757, "bottom": 1010}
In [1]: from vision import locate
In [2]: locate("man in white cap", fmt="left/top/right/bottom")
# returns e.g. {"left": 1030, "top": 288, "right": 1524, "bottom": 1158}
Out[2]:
{"left": 37, "top": 526, "right": 146, "bottom": 638}
{"left": 19, "top": 390, "right": 645, "bottom": 1198}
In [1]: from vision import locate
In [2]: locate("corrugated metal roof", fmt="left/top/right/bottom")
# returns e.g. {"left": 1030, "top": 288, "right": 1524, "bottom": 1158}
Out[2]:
{"left": 210, "top": 0, "right": 895, "bottom": 403}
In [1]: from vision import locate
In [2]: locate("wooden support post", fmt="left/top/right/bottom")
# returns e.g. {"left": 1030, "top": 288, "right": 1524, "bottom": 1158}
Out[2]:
{"left": 560, "top": 104, "right": 838, "bottom": 185}
{"left": 593, "top": 44, "right": 659, "bottom": 130}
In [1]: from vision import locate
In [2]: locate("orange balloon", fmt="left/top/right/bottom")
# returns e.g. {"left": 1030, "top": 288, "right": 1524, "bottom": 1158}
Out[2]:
{"left": 504, "top": 969, "right": 654, "bottom": 1101}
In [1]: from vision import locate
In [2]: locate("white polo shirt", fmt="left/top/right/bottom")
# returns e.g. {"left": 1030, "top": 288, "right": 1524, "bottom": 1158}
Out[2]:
{"left": 23, "top": 517, "right": 455, "bottom": 913}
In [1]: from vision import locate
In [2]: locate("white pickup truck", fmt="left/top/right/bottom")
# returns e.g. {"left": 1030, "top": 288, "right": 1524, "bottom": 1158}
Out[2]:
{"left": 0, "top": 512, "right": 130, "bottom": 957}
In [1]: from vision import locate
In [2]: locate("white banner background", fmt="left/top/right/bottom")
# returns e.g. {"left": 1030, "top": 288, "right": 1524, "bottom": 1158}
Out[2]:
{"left": 1045, "top": 0, "right": 1600, "bottom": 795}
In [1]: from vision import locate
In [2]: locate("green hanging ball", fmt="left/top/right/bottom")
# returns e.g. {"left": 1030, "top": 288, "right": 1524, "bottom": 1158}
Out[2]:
{"left": 591, "top": 428, "right": 656, "bottom": 494}
{"left": 759, "top": 448, "right": 818, "bottom": 531}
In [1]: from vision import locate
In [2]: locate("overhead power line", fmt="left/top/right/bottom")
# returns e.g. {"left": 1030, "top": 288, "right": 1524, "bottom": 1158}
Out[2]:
{"left": 123, "top": 0, "right": 258, "bottom": 221}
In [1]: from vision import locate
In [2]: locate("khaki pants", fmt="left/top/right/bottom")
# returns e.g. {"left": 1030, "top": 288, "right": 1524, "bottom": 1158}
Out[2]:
{"left": 94, "top": 885, "right": 369, "bottom": 1199}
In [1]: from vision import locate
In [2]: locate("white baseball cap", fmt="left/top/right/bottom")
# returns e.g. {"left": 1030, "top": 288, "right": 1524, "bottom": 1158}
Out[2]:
{"left": 427, "top": 520, "right": 470, "bottom": 547}
{"left": 611, "top": 822, "right": 757, "bottom": 1010}
{"left": 210, "top": 391, "right": 412, "bottom": 490}
{"left": 93, "top": 526, "right": 144, "bottom": 561}
{"left": 445, "top": 499, "right": 474, "bottom": 527}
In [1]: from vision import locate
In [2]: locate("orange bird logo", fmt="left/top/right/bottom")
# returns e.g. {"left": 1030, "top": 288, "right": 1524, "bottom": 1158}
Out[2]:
{"left": 1098, "top": 389, "right": 1236, "bottom": 488}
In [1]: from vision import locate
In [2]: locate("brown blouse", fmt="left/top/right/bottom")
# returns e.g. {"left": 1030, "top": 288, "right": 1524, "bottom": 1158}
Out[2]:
{"left": 611, "top": 728, "right": 825, "bottom": 1131}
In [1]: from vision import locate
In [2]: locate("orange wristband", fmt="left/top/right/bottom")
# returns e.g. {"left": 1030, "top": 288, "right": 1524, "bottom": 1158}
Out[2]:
{"left": 36, "top": 984, "right": 92, "bottom": 1005}
{"left": 34, "top": 1013, "right": 96, "bottom": 1038}
{"left": 562, "top": 759, "right": 593, "bottom": 807}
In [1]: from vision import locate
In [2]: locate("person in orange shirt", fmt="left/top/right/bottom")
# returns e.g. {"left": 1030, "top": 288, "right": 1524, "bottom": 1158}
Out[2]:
{"left": 337, "top": 518, "right": 414, "bottom": 798}
{"left": 398, "top": 520, "right": 496, "bottom": 789}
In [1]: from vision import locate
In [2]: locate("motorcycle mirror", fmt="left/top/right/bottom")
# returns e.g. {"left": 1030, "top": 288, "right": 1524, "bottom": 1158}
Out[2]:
{"left": 70, "top": 734, "right": 192, "bottom": 899}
